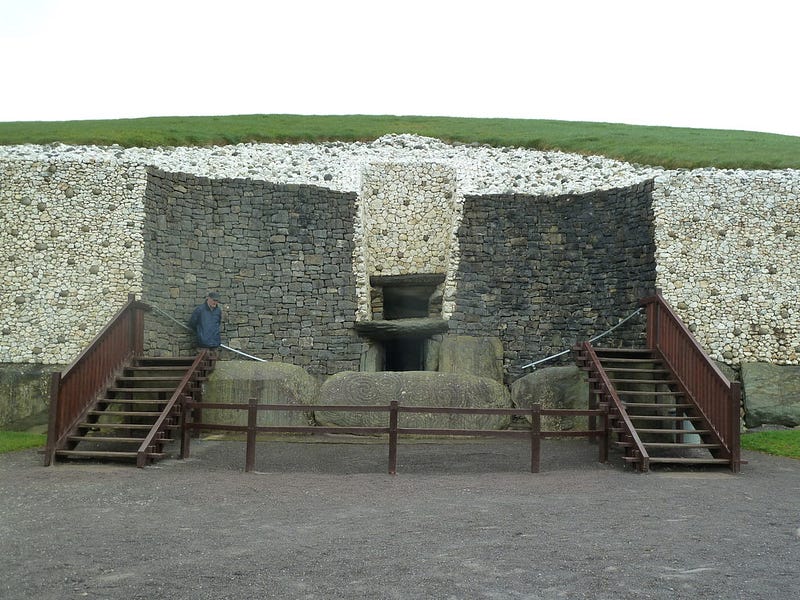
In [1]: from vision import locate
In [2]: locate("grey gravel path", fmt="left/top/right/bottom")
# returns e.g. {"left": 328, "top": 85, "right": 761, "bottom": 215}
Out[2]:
{"left": 1, "top": 437, "right": 798, "bottom": 600}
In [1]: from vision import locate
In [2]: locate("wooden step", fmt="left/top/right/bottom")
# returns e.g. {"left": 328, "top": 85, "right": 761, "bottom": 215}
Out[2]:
{"left": 55, "top": 450, "right": 165, "bottom": 459}
{"left": 135, "top": 357, "right": 196, "bottom": 365}
{"left": 107, "top": 387, "right": 179, "bottom": 393}
{"left": 68, "top": 435, "right": 148, "bottom": 444}
{"left": 620, "top": 428, "right": 711, "bottom": 435}
{"left": 642, "top": 442, "right": 721, "bottom": 449}
{"left": 622, "top": 402, "right": 693, "bottom": 409}
{"left": 116, "top": 376, "right": 185, "bottom": 382}
{"left": 630, "top": 457, "right": 731, "bottom": 465}
{"left": 607, "top": 378, "right": 677, "bottom": 385}
{"left": 78, "top": 422, "right": 164, "bottom": 430}
{"left": 613, "top": 441, "right": 719, "bottom": 449}
{"left": 598, "top": 357, "right": 658, "bottom": 364}
{"left": 616, "top": 390, "right": 683, "bottom": 397}
{"left": 600, "top": 368, "right": 670, "bottom": 374}
{"left": 88, "top": 410, "right": 163, "bottom": 417}
{"left": 594, "top": 348, "right": 654, "bottom": 355}
{"left": 100, "top": 398, "right": 171, "bottom": 405}
{"left": 627, "top": 415, "right": 702, "bottom": 421}
{"left": 125, "top": 366, "right": 193, "bottom": 373}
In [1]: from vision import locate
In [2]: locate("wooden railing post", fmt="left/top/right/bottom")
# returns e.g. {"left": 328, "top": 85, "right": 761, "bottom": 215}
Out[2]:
{"left": 245, "top": 397, "right": 258, "bottom": 473}
{"left": 731, "top": 382, "right": 742, "bottom": 472}
{"left": 388, "top": 401, "right": 399, "bottom": 475}
{"left": 530, "top": 404, "right": 541, "bottom": 473}
{"left": 127, "top": 293, "right": 137, "bottom": 356}
{"left": 43, "top": 371, "right": 62, "bottom": 466}
{"left": 598, "top": 403, "right": 609, "bottom": 464}
{"left": 180, "top": 394, "right": 192, "bottom": 460}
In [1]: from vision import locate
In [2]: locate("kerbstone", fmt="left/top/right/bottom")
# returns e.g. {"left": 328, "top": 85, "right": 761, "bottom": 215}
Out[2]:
{"left": 202, "top": 360, "right": 319, "bottom": 428}
{"left": 314, "top": 371, "right": 512, "bottom": 430}
{"left": 511, "top": 366, "right": 589, "bottom": 431}
{"left": 741, "top": 362, "right": 800, "bottom": 427}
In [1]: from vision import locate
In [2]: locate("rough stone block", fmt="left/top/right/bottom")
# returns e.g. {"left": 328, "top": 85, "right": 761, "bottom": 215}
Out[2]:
{"left": 437, "top": 335, "right": 504, "bottom": 382}
{"left": 314, "top": 371, "right": 511, "bottom": 430}
{"left": 202, "top": 360, "right": 319, "bottom": 428}
{"left": 742, "top": 362, "right": 800, "bottom": 427}
{"left": 511, "top": 366, "right": 589, "bottom": 431}
{"left": 0, "top": 363, "right": 56, "bottom": 429}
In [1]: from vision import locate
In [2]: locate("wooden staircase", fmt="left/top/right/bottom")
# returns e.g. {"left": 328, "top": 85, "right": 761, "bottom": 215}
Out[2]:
{"left": 577, "top": 347, "right": 730, "bottom": 470}
{"left": 54, "top": 356, "right": 211, "bottom": 466}
{"left": 45, "top": 295, "right": 217, "bottom": 468}
{"left": 573, "top": 292, "right": 741, "bottom": 473}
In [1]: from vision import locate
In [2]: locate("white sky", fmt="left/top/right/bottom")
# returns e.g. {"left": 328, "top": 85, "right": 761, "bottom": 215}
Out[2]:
{"left": 1, "top": 0, "right": 798, "bottom": 137}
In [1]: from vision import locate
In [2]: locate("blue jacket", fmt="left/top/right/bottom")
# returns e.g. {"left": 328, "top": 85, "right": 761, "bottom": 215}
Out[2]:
{"left": 188, "top": 302, "right": 222, "bottom": 348}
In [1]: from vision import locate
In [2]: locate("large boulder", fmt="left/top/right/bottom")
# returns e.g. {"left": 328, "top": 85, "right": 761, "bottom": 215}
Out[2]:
{"left": 741, "top": 362, "right": 800, "bottom": 428}
{"left": 202, "top": 361, "right": 319, "bottom": 427}
{"left": 0, "top": 364, "right": 56, "bottom": 430}
{"left": 511, "top": 365, "right": 589, "bottom": 431}
{"left": 437, "top": 335, "right": 504, "bottom": 382}
{"left": 314, "top": 371, "right": 512, "bottom": 430}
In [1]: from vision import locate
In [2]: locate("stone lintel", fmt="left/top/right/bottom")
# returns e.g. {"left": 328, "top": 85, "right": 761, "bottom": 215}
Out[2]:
{"left": 354, "top": 318, "right": 449, "bottom": 339}
{"left": 370, "top": 273, "right": 446, "bottom": 288}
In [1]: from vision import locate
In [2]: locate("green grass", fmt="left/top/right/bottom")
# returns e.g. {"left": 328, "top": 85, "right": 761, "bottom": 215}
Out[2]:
{"left": 741, "top": 429, "right": 800, "bottom": 460}
{"left": 1, "top": 114, "right": 799, "bottom": 169}
{"left": 0, "top": 431, "right": 47, "bottom": 454}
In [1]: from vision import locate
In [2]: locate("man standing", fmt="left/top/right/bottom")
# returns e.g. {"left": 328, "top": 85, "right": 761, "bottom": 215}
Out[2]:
{"left": 189, "top": 291, "right": 222, "bottom": 357}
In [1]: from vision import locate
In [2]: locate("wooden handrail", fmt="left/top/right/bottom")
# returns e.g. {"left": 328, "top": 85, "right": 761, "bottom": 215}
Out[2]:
{"left": 578, "top": 341, "right": 650, "bottom": 471}
{"left": 44, "top": 294, "right": 150, "bottom": 465}
{"left": 640, "top": 291, "right": 741, "bottom": 471}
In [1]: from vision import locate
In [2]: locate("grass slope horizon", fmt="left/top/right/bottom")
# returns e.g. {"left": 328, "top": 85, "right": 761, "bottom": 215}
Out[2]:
{"left": 1, "top": 114, "right": 799, "bottom": 170}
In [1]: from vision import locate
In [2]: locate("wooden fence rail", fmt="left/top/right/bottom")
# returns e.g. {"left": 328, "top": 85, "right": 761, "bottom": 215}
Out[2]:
{"left": 180, "top": 399, "right": 609, "bottom": 474}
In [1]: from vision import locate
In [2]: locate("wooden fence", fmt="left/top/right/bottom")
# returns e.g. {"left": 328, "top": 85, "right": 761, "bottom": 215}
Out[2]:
{"left": 179, "top": 398, "right": 609, "bottom": 474}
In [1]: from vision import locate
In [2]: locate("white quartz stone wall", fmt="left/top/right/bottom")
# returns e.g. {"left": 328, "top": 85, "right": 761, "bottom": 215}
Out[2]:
{"left": 354, "top": 162, "right": 462, "bottom": 320}
{"left": 1, "top": 136, "right": 800, "bottom": 366}
{"left": 0, "top": 159, "right": 146, "bottom": 364}
{"left": 653, "top": 169, "right": 800, "bottom": 364}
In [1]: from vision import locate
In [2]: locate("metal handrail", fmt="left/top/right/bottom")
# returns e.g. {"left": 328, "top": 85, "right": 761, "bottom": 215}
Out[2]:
{"left": 521, "top": 307, "right": 643, "bottom": 370}
{"left": 148, "top": 301, "right": 266, "bottom": 362}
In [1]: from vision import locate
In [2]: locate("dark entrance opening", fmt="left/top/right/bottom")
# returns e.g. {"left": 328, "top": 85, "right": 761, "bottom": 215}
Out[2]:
{"left": 362, "top": 273, "right": 447, "bottom": 372}
{"left": 384, "top": 338, "right": 425, "bottom": 371}
{"left": 382, "top": 286, "right": 432, "bottom": 319}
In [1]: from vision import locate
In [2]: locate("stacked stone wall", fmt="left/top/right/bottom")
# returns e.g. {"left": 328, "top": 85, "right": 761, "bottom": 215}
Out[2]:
{"left": 452, "top": 182, "right": 656, "bottom": 382}
{"left": 142, "top": 169, "right": 363, "bottom": 377}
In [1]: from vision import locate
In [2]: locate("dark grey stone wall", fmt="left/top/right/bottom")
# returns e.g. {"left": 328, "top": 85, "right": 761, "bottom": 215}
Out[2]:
{"left": 141, "top": 170, "right": 655, "bottom": 383}
{"left": 451, "top": 181, "right": 656, "bottom": 383}
{"left": 141, "top": 168, "right": 362, "bottom": 377}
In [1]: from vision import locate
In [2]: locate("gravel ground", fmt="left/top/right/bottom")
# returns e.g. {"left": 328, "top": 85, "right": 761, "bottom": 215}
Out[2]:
{"left": 1, "top": 437, "right": 798, "bottom": 600}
